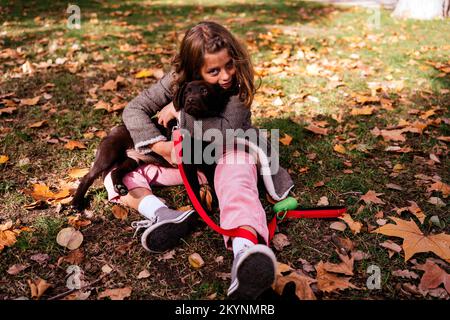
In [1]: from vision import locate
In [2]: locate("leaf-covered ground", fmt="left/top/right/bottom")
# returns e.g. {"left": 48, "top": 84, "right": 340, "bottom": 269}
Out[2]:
{"left": 0, "top": 0, "right": 449, "bottom": 300}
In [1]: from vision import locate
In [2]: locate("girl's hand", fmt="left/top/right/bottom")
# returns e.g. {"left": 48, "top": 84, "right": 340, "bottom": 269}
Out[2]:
{"left": 157, "top": 102, "right": 180, "bottom": 128}
{"left": 151, "top": 141, "right": 178, "bottom": 166}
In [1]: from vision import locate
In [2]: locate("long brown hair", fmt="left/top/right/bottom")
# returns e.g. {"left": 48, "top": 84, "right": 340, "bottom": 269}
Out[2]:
{"left": 171, "top": 21, "right": 256, "bottom": 108}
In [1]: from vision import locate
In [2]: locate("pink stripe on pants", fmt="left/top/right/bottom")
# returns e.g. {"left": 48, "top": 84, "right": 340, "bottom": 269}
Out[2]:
{"left": 103, "top": 149, "right": 268, "bottom": 248}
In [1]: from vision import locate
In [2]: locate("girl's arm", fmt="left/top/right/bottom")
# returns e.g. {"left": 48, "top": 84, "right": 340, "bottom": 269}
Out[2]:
{"left": 178, "top": 95, "right": 252, "bottom": 141}
{"left": 122, "top": 71, "right": 175, "bottom": 154}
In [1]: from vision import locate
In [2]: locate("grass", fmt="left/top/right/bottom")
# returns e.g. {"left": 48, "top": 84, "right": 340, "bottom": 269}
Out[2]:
{"left": 1, "top": 0, "right": 449, "bottom": 300}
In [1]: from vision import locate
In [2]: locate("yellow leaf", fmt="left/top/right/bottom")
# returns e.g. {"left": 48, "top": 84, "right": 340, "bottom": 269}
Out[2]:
{"left": 188, "top": 252, "right": 205, "bottom": 269}
{"left": 0, "top": 221, "right": 19, "bottom": 252}
{"left": 373, "top": 217, "right": 450, "bottom": 263}
{"left": 0, "top": 155, "right": 9, "bottom": 164}
{"left": 135, "top": 69, "right": 153, "bottom": 79}
{"left": 68, "top": 168, "right": 90, "bottom": 179}
{"left": 333, "top": 144, "right": 346, "bottom": 154}
{"left": 279, "top": 134, "right": 293, "bottom": 146}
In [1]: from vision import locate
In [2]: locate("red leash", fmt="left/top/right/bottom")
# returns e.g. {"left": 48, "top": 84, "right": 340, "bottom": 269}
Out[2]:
{"left": 172, "top": 130, "right": 346, "bottom": 245}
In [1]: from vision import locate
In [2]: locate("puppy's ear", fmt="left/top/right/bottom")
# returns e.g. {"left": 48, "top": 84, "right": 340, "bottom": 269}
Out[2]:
{"left": 173, "top": 83, "right": 187, "bottom": 111}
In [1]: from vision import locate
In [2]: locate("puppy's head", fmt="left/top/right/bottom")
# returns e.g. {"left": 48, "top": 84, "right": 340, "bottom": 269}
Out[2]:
{"left": 173, "top": 80, "right": 225, "bottom": 118}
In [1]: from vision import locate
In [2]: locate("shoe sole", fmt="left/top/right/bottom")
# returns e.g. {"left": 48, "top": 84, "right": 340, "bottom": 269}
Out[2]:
{"left": 227, "top": 245, "right": 276, "bottom": 299}
{"left": 141, "top": 209, "right": 197, "bottom": 253}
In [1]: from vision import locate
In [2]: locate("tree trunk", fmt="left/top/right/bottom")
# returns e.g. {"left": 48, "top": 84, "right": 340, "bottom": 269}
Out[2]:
{"left": 392, "top": 0, "right": 450, "bottom": 19}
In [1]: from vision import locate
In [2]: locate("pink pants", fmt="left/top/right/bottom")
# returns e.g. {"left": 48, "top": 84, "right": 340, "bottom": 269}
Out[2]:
{"left": 104, "top": 149, "right": 268, "bottom": 248}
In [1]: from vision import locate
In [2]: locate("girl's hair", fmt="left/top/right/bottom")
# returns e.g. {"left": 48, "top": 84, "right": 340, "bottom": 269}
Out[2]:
{"left": 171, "top": 21, "right": 256, "bottom": 108}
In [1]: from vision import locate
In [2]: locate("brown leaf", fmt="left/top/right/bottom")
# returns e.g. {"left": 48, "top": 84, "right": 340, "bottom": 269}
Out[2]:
{"left": 407, "top": 201, "right": 426, "bottom": 224}
{"left": 98, "top": 287, "right": 132, "bottom": 300}
{"left": 315, "top": 261, "right": 358, "bottom": 293}
{"left": 272, "top": 262, "right": 317, "bottom": 300}
{"left": 111, "top": 205, "right": 128, "bottom": 220}
{"left": 68, "top": 168, "right": 89, "bottom": 179}
{"left": 392, "top": 269, "right": 419, "bottom": 279}
{"left": 7, "top": 264, "right": 29, "bottom": 275}
{"left": 331, "top": 235, "right": 354, "bottom": 253}
{"left": 20, "top": 96, "right": 41, "bottom": 106}
{"left": 360, "top": 190, "right": 385, "bottom": 205}
{"left": 339, "top": 213, "right": 362, "bottom": 234}
{"left": 373, "top": 217, "right": 450, "bottom": 262}
{"left": 137, "top": 269, "right": 151, "bottom": 279}
{"left": 101, "top": 80, "right": 117, "bottom": 91}
{"left": 272, "top": 233, "right": 291, "bottom": 251}
{"left": 380, "top": 129, "right": 406, "bottom": 142}
{"left": 333, "top": 144, "right": 346, "bottom": 154}
{"left": 386, "top": 183, "right": 403, "bottom": 191}
{"left": 0, "top": 107, "right": 17, "bottom": 115}
{"left": 67, "top": 216, "right": 92, "bottom": 229}
{"left": 61, "top": 248, "right": 84, "bottom": 265}
{"left": 305, "top": 124, "right": 328, "bottom": 135}
{"left": 350, "top": 106, "right": 375, "bottom": 116}
{"left": 188, "top": 252, "right": 205, "bottom": 269}
{"left": 323, "top": 251, "right": 354, "bottom": 276}
{"left": 64, "top": 140, "right": 87, "bottom": 150}
{"left": 414, "top": 259, "right": 450, "bottom": 294}
{"left": 0, "top": 221, "right": 19, "bottom": 252}
{"left": 427, "top": 181, "right": 450, "bottom": 198}
{"left": 28, "top": 120, "right": 47, "bottom": 128}
{"left": 330, "top": 221, "right": 347, "bottom": 232}
{"left": 28, "top": 278, "right": 51, "bottom": 299}
{"left": 56, "top": 227, "right": 83, "bottom": 250}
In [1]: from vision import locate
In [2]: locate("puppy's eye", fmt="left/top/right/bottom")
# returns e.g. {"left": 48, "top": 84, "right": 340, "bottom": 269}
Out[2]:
{"left": 201, "top": 88, "right": 208, "bottom": 95}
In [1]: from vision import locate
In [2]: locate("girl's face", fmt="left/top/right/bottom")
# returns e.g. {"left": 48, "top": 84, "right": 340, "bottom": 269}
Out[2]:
{"left": 200, "top": 48, "right": 236, "bottom": 90}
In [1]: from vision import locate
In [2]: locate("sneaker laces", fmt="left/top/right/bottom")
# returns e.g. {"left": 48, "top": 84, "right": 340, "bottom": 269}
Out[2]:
{"left": 131, "top": 218, "right": 156, "bottom": 238}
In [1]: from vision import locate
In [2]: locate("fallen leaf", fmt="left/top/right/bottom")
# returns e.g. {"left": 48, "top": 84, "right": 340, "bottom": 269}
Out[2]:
{"left": 333, "top": 144, "right": 346, "bottom": 154}
{"left": 339, "top": 213, "right": 362, "bottom": 234}
{"left": 135, "top": 69, "right": 154, "bottom": 78}
{"left": 380, "top": 129, "right": 406, "bottom": 142}
{"left": 67, "top": 216, "right": 91, "bottom": 229}
{"left": 330, "top": 221, "right": 347, "bottom": 232}
{"left": 60, "top": 249, "right": 84, "bottom": 265}
{"left": 272, "top": 262, "right": 317, "bottom": 300}
{"left": 279, "top": 134, "right": 293, "bottom": 146}
{"left": 386, "top": 183, "right": 403, "bottom": 191}
{"left": 0, "top": 107, "right": 17, "bottom": 115}
{"left": 20, "top": 96, "right": 40, "bottom": 106}
{"left": 427, "top": 181, "right": 450, "bottom": 198}
{"left": 158, "top": 249, "right": 176, "bottom": 261}
{"left": 360, "top": 190, "right": 385, "bottom": 205}
{"left": 352, "top": 250, "right": 370, "bottom": 261}
{"left": 64, "top": 140, "right": 87, "bottom": 150}
{"left": 98, "top": 287, "right": 132, "bottom": 300}
{"left": 93, "top": 100, "right": 111, "bottom": 112}
{"left": 372, "top": 217, "right": 450, "bottom": 262}
{"left": 30, "top": 253, "right": 50, "bottom": 265}
{"left": 0, "top": 221, "right": 20, "bottom": 252}
{"left": 407, "top": 201, "right": 426, "bottom": 224}
{"left": 428, "top": 197, "right": 445, "bottom": 207}
{"left": 28, "top": 120, "right": 47, "bottom": 128}
{"left": 68, "top": 168, "right": 89, "bottom": 179}
{"left": 315, "top": 261, "right": 358, "bottom": 293}
{"left": 392, "top": 269, "right": 419, "bottom": 279}
{"left": 323, "top": 251, "right": 354, "bottom": 276}
{"left": 414, "top": 259, "right": 450, "bottom": 294}
{"left": 111, "top": 205, "right": 128, "bottom": 220}
{"left": 28, "top": 278, "right": 51, "bottom": 299}
{"left": 137, "top": 269, "right": 151, "bottom": 279}
{"left": 272, "top": 233, "right": 291, "bottom": 251}
{"left": 0, "top": 155, "right": 9, "bottom": 164}
{"left": 350, "top": 106, "right": 375, "bottom": 116}
{"left": 7, "top": 264, "right": 29, "bottom": 275}
{"left": 188, "top": 252, "right": 205, "bottom": 269}
{"left": 305, "top": 124, "right": 328, "bottom": 135}
{"left": 101, "top": 264, "right": 113, "bottom": 274}
{"left": 56, "top": 227, "right": 83, "bottom": 250}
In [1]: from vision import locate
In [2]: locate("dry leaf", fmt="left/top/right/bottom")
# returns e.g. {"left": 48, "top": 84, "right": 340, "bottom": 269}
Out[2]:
{"left": 427, "top": 181, "right": 450, "bottom": 198}
{"left": 407, "top": 201, "right": 426, "bottom": 224}
{"left": 380, "top": 129, "right": 406, "bottom": 142}
{"left": 333, "top": 144, "right": 346, "bottom": 154}
{"left": 93, "top": 100, "right": 111, "bottom": 112}
{"left": 279, "top": 134, "right": 293, "bottom": 146}
{"left": 339, "top": 213, "right": 362, "bottom": 234}
{"left": 20, "top": 96, "right": 40, "bottom": 106}
{"left": 305, "top": 124, "right": 328, "bottom": 135}
{"left": 360, "top": 190, "right": 385, "bottom": 205}
{"left": 315, "top": 261, "right": 358, "bottom": 293}
{"left": 392, "top": 269, "right": 419, "bottom": 279}
{"left": 414, "top": 259, "right": 450, "bottom": 294}
{"left": 28, "top": 278, "right": 51, "bottom": 299}
{"left": 272, "top": 262, "right": 317, "bottom": 300}
{"left": 135, "top": 69, "right": 154, "bottom": 79}
{"left": 0, "top": 107, "right": 17, "bottom": 115}
{"left": 188, "top": 252, "right": 205, "bottom": 268}
{"left": 158, "top": 249, "right": 176, "bottom": 261}
{"left": 67, "top": 216, "right": 91, "bottom": 229}
{"left": 60, "top": 249, "right": 84, "bottom": 265}
{"left": 137, "top": 269, "right": 151, "bottom": 279}
{"left": 272, "top": 233, "right": 291, "bottom": 251}
{"left": 323, "top": 251, "right": 354, "bottom": 276}
{"left": 56, "top": 227, "right": 83, "bottom": 250}
{"left": 373, "top": 217, "right": 450, "bottom": 262}
{"left": 317, "top": 196, "right": 329, "bottom": 206}
{"left": 98, "top": 287, "right": 132, "bottom": 300}
{"left": 330, "top": 221, "right": 347, "bottom": 232}
{"left": 0, "top": 221, "right": 20, "bottom": 252}
{"left": 7, "top": 264, "right": 29, "bottom": 275}
{"left": 111, "top": 205, "right": 128, "bottom": 220}
{"left": 64, "top": 140, "right": 87, "bottom": 150}
{"left": 350, "top": 106, "right": 375, "bottom": 116}
{"left": 68, "top": 168, "right": 89, "bottom": 179}
{"left": 28, "top": 120, "right": 47, "bottom": 128}
{"left": 386, "top": 183, "right": 403, "bottom": 191}
{"left": 0, "top": 155, "right": 10, "bottom": 164}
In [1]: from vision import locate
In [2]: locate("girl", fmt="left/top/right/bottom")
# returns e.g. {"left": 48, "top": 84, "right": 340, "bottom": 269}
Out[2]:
{"left": 104, "top": 21, "right": 294, "bottom": 299}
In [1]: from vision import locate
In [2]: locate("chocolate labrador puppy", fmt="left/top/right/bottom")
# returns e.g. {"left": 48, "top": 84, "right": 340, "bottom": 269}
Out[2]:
{"left": 71, "top": 80, "right": 227, "bottom": 210}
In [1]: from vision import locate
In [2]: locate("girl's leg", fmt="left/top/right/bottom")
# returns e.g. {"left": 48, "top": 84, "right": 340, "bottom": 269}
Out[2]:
{"left": 214, "top": 149, "right": 276, "bottom": 299}
{"left": 104, "top": 163, "right": 207, "bottom": 252}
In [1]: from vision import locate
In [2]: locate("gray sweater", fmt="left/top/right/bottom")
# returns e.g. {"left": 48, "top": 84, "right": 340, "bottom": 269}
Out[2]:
{"left": 122, "top": 71, "right": 294, "bottom": 201}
